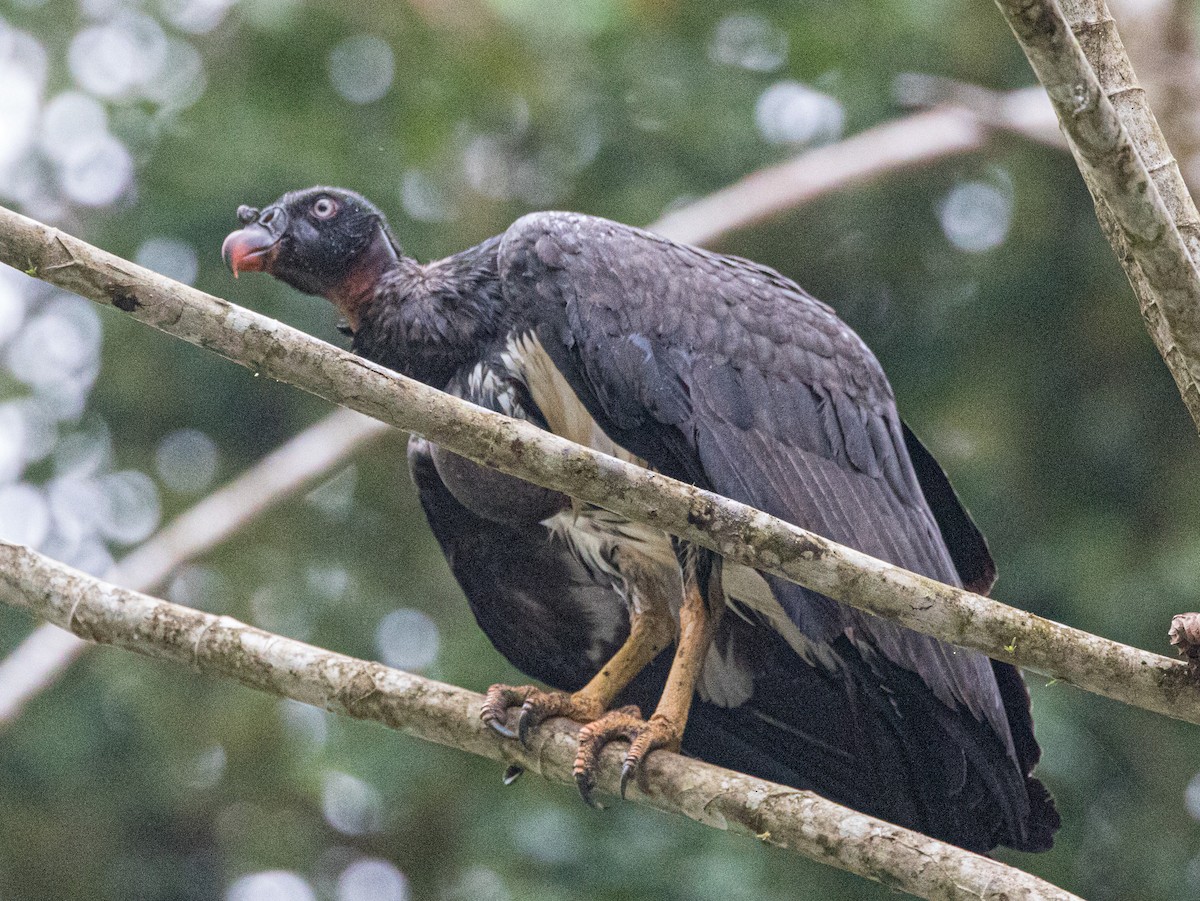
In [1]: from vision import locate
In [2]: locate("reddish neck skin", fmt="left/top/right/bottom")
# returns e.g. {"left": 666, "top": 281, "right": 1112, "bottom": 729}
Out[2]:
{"left": 327, "top": 229, "right": 400, "bottom": 331}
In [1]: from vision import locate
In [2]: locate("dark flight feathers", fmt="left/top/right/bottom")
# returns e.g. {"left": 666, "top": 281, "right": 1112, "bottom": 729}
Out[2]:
{"left": 499, "top": 214, "right": 1008, "bottom": 740}
{"left": 226, "top": 187, "right": 1056, "bottom": 851}
{"left": 411, "top": 211, "right": 1056, "bottom": 852}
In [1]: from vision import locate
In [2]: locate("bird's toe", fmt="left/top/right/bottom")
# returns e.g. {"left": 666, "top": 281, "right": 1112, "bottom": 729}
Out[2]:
{"left": 481, "top": 684, "right": 532, "bottom": 739}
{"left": 573, "top": 706, "right": 680, "bottom": 806}
{"left": 482, "top": 684, "right": 607, "bottom": 748}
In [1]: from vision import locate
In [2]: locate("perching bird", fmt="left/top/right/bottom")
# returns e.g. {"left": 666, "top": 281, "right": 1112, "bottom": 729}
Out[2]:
{"left": 222, "top": 187, "right": 1059, "bottom": 852}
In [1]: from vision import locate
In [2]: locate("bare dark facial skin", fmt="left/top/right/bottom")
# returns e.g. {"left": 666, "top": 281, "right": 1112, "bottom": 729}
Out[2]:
{"left": 221, "top": 187, "right": 400, "bottom": 328}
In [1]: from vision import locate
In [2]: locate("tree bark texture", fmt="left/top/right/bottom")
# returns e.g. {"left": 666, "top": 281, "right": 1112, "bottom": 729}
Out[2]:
{"left": 0, "top": 541, "right": 1081, "bottom": 901}
{"left": 0, "top": 99, "right": 1060, "bottom": 729}
{"left": 996, "top": 0, "right": 1200, "bottom": 432}
{"left": 0, "top": 204, "right": 1196, "bottom": 728}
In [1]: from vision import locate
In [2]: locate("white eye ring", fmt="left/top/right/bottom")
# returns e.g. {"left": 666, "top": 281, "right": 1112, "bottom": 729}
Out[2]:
{"left": 312, "top": 197, "right": 338, "bottom": 219}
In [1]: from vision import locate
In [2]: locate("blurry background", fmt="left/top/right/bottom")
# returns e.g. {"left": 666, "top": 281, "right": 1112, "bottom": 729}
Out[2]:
{"left": 1, "top": 0, "right": 1199, "bottom": 898}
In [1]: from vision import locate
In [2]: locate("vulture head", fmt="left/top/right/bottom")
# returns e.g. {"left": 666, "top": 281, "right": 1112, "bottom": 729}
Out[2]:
{"left": 222, "top": 186, "right": 400, "bottom": 325}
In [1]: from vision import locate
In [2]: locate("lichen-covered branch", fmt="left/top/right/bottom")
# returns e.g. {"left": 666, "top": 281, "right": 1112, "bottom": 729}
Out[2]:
{"left": 0, "top": 407, "right": 390, "bottom": 728}
{"left": 1106, "top": 0, "right": 1200, "bottom": 194}
{"left": 1060, "top": 0, "right": 1200, "bottom": 258}
{"left": 0, "top": 541, "right": 1080, "bottom": 901}
{"left": 0, "top": 102, "right": 1056, "bottom": 729}
{"left": 995, "top": 0, "right": 1200, "bottom": 431}
{"left": 1, "top": 205, "right": 1197, "bottom": 729}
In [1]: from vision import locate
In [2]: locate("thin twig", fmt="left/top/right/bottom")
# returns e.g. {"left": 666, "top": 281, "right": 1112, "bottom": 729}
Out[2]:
{"left": 0, "top": 204, "right": 1196, "bottom": 728}
{"left": 0, "top": 541, "right": 1081, "bottom": 901}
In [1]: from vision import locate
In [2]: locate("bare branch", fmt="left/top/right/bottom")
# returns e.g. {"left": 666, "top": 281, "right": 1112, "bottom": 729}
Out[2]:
{"left": 1106, "top": 0, "right": 1200, "bottom": 194}
{"left": 995, "top": 0, "right": 1200, "bottom": 432}
{"left": 652, "top": 94, "right": 1058, "bottom": 247}
{"left": 0, "top": 408, "right": 389, "bottom": 728}
{"left": 1, "top": 205, "right": 1197, "bottom": 730}
{"left": 0, "top": 98, "right": 1056, "bottom": 726}
{"left": 0, "top": 541, "right": 1081, "bottom": 901}
{"left": 1060, "top": 0, "right": 1200, "bottom": 256}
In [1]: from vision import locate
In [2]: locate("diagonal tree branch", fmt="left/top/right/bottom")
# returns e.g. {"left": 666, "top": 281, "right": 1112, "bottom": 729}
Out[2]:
{"left": 0, "top": 407, "right": 389, "bottom": 728}
{"left": 0, "top": 540, "right": 1081, "bottom": 901}
{"left": 995, "top": 0, "right": 1200, "bottom": 432}
{"left": 1060, "top": 0, "right": 1200, "bottom": 258}
{"left": 0, "top": 93, "right": 1058, "bottom": 727}
{"left": 1, "top": 205, "right": 1197, "bottom": 728}
{"left": 652, "top": 93, "right": 1059, "bottom": 246}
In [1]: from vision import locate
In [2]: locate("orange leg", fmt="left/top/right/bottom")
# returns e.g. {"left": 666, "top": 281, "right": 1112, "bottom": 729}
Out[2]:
{"left": 480, "top": 604, "right": 674, "bottom": 744}
{"left": 573, "top": 575, "right": 716, "bottom": 804}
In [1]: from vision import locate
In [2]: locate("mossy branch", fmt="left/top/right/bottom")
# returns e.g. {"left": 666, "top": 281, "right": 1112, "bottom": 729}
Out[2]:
{"left": 0, "top": 203, "right": 1196, "bottom": 730}
{"left": 0, "top": 97, "right": 1053, "bottom": 728}
{"left": 0, "top": 541, "right": 1080, "bottom": 901}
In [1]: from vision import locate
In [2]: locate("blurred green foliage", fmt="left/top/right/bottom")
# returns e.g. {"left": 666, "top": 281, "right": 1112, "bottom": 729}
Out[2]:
{"left": 2, "top": 0, "right": 1200, "bottom": 898}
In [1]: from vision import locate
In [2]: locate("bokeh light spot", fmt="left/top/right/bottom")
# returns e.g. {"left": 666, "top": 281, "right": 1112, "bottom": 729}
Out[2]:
{"left": 141, "top": 39, "right": 207, "bottom": 110}
{"left": 183, "top": 744, "right": 226, "bottom": 790}
{"left": 96, "top": 469, "right": 161, "bottom": 544}
{"left": 0, "top": 482, "right": 51, "bottom": 547}
{"left": 68, "top": 14, "right": 169, "bottom": 100}
{"left": 0, "top": 268, "right": 27, "bottom": 348}
{"left": 374, "top": 608, "right": 440, "bottom": 671}
{"left": 755, "top": 81, "right": 844, "bottom": 145}
{"left": 279, "top": 698, "right": 330, "bottom": 750}
{"left": 167, "top": 564, "right": 228, "bottom": 611}
{"left": 0, "top": 404, "right": 25, "bottom": 483}
{"left": 445, "top": 867, "right": 510, "bottom": 901}
{"left": 328, "top": 35, "right": 394, "bottom": 105}
{"left": 39, "top": 91, "right": 108, "bottom": 163}
{"left": 137, "top": 238, "right": 200, "bottom": 287}
{"left": 400, "top": 169, "right": 450, "bottom": 223}
{"left": 321, "top": 771, "right": 384, "bottom": 836}
{"left": 227, "top": 871, "right": 316, "bottom": 901}
{"left": 938, "top": 179, "right": 1014, "bottom": 253}
{"left": 306, "top": 465, "right": 357, "bottom": 519}
{"left": 1186, "top": 771, "right": 1200, "bottom": 820}
{"left": 6, "top": 297, "right": 102, "bottom": 393}
{"left": 58, "top": 133, "right": 133, "bottom": 207}
{"left": 709, "top": 13, "right": 787, "bottom": 72}
{"left": 336, "top": 858, "right": 410, "bottom": 901}
{"left": 160, "top": 0, "right": 238, "bottom": 35}
{"left": 0, "top": 26, "right": 48, "bottom": 170}
{"left": 155, "top": 427, "right": 218, "bottom": 492}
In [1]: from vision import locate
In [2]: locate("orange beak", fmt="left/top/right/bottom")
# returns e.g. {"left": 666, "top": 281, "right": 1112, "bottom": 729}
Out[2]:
{"left": 221, "top": 223, "right": 279, "bottom": 278}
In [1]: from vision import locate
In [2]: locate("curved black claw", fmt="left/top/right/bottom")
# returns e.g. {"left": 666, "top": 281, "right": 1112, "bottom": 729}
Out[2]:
{"left": 502, "top": 764, "right": 525, "bottom": 786}
{"left": 489, "top": 720, "right": 519, "bottom": 740}
{"left": 517, "top": 703, "right": 538, "bottom": 748}
{"left": 574, "top": 768, "right": 605, "bottom": 810}
{"left": 481, "top": 684, "right": 531, "bottom": 739}
{"left": 482, "top": 684, "right": 606, "bottom": 750}
{"left": 619, "top": 760, "right": 637, "bottom": 799}
{"left": 572, "top": 705, "right": 644, "bottom": 807}
{"left": 573, "top": 709, "right": 681, "bottom": 806}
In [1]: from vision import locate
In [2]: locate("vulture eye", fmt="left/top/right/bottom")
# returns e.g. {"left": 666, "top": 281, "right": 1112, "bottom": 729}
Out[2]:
{"left": 312, "top": 197, "right": 338, "bottom": 220}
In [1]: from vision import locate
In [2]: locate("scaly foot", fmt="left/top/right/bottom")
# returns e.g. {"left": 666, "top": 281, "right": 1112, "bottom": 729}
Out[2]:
{"left": 573, "top": 708, "right": 683, "bottom": 807}
{"left": 481, "top": 683, "right": 607, "bottom": 746}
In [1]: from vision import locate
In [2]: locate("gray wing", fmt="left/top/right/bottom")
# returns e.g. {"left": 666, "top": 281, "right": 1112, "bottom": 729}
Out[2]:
{"left": 498, "top": 211, "right": 1012, "bottom": 750}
